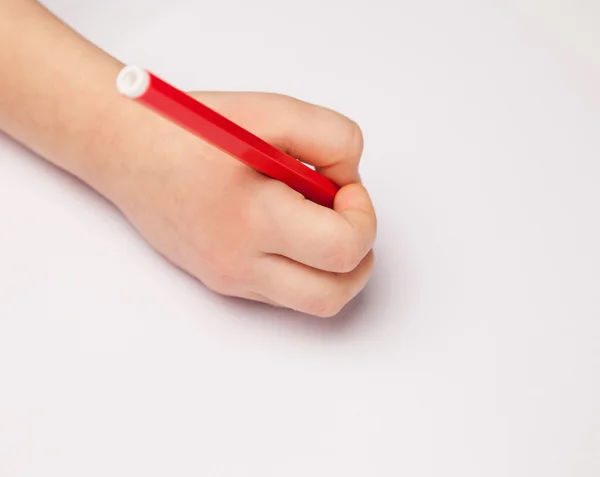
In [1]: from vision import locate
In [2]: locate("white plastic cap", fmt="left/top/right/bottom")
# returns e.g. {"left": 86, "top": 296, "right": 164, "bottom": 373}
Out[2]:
{"left": 116, "top": 65, "right": 150, "bottom": 98}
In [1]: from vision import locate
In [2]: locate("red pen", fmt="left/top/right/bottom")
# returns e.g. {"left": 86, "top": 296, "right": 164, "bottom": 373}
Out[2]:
{"left": 116, "top": 65, "right": 339, "bottom": 208}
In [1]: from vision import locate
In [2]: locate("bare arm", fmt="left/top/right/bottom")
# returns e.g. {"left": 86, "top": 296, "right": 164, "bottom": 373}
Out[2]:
{"left": 0, "top": 0, "right": 377, "bottom": 317}
{"left": 0, "top": 0, "right": 126, "bottom": 195}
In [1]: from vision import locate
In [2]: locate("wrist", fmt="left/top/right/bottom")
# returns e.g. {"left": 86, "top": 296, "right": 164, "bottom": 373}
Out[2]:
{"left": 0, "top": 1, "right": 132, "bottom": 201}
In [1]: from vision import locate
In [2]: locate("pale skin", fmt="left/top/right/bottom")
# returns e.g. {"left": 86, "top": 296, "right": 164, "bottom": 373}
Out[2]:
{"left": 0, "top": 0, "right": 377, "bottom": 317}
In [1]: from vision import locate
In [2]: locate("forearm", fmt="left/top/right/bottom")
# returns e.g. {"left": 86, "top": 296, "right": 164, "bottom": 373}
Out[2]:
{"left": 0, "top": 0, "right": 128, "bottom": 194}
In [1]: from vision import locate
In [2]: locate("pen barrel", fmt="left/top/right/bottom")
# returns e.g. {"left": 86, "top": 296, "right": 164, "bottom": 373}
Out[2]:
{"left": 134, "top": 72, "right": 339, "bottom": 208}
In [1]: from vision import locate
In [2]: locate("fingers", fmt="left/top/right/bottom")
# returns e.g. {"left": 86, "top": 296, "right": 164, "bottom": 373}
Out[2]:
{"left": 265, "top": 95, "right": 364, "bottom": 186}
{"left": 258, "top": 181, "right": 377, "bottom": 273}
{"left": 194, "top": 92, "right": 364, "bottom": 186}
{"left": 185, "top": 91, "right": 376, "bottom": 316}
{"left": 242, "top": 292, "right": 283, "bottom": 308}
{"left": 255, "top": 250, "right": 375, "bottom": 317}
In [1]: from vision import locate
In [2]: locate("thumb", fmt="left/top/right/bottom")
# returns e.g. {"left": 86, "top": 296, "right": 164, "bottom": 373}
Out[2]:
{"left": 334, "top": 182, "right": 378, "bottom": 252}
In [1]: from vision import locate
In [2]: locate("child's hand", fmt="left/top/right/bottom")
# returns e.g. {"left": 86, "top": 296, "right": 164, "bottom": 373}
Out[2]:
{"left": 0, "top": 2, "right": 375, "bottom": 316}
{"left": 105, "top": 92, "right": 377, "bottom": 317}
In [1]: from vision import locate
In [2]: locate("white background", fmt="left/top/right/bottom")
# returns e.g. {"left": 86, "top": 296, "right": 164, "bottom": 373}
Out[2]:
{"left": 1, "top": 0, "right": 599, "bottom": 475}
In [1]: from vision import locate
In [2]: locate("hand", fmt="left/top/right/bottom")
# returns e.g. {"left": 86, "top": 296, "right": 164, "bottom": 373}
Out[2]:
{"left": 105, "top": 92, "right": 377, "bottom": 317}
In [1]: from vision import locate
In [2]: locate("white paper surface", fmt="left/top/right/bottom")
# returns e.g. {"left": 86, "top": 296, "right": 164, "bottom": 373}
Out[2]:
{"left": 1, "top": 1, "right": 599, "bottom": 475}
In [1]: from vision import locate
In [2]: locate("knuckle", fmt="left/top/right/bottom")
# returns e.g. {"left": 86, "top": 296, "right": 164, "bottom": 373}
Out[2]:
{"left": 343, "top": 119, "right": 364, "bottom": 159}
{"left": 266, "top": 92, "right": 297, "bottom": 108}
{"left": 202, "top": 255, "right": 247, "bottom": 296}
{"left": 203, "top": 268, "right": 238, "bottom": 296}
{"left": 301, "top": 285, "right": 348, "bottom": 318}
{"left": 318, "top": 301, "right": 346, "bottom": 318}
{"left": 323, "top": 236, "right": 364, "bottom": 273}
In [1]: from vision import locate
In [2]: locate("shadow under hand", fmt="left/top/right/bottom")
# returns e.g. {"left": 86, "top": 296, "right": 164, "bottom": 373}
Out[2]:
{"left": 216, "top": 267, "right": 383, "bottom": 339}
